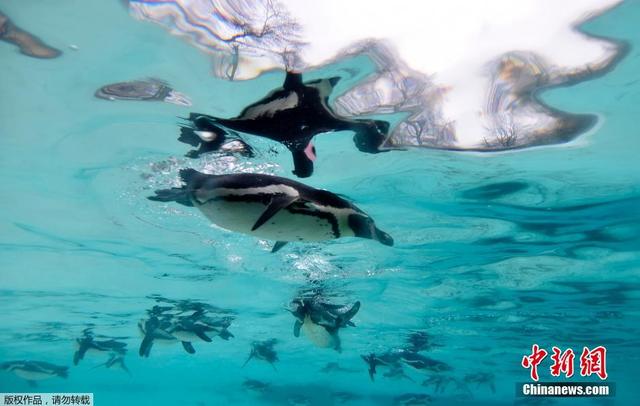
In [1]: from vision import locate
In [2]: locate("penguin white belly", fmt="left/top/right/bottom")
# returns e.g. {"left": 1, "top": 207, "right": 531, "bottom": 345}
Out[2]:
{"left": 171, "top": 330, "right": 199, "bottom": 342}
{"left": 197, "top": 200, "right": 341, "bottom": 242}
{"left": 14, "top": 369, "right": 54, "bottom": 381}
{"left": 301, "top": 315, "right": 337, "bottom": 349}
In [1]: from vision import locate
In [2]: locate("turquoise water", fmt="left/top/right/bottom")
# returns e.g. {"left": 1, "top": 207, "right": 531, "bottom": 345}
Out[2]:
{"left": 1, "top": 1, "right": 639, "bottom": 405}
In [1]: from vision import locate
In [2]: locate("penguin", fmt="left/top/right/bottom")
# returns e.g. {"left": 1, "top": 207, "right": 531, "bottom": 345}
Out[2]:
{"left": 181, "top": 71, "right": 390, "bottom": 177}
{"left": 148, "top": 169, "right": 393, "bottom": 252}
{"left": 290, "top": 297, "right": 360, "bottom": 352}
{"left": 242, "top": 339, "right": 279, "bottom": 370}
{"left": 74, "top": 329, "right": 127, "bottom": 365}
{"left": 0, "top": 361, "right": 68, "bottom": 387}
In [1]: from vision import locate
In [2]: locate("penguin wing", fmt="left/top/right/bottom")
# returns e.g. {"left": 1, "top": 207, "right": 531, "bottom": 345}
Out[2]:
{"left": 251, "top": 194, "right": 300, "bottom": 231}
{"left": 181, "top": 342, "right": 196, "bottom": 354}
{"left": 293, "top": 320, "right": 302, "bottom": 337}
{"left": 272, "top": 241, "right": 288, "bottom": 253}
{"left": 194, "top": 329, "right": 212, "bottom": 343}
{"left": 139, "top": 336, "right": 153, "bottom": 357}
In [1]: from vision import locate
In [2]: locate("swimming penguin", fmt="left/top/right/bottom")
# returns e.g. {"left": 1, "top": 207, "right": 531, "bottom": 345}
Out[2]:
{"left": 289, "top": 297, "right": 360, "bottom": 352}
{"left": 148, "top": 169, "right": 393, "bottom": 252}
{"left": 95, "top": 78, "right": 192, "bottom": 106}
{"left": 243, "top": 339, "right": 279, "bottom": 370}
{"left": 0, "top": 361, "right": 68, "bottom": 386}
{"left": 182, "top": 71, "right": 390, "bottom": 177}
{"left": 74, "top": 329, "right": 127, "bottom": 365}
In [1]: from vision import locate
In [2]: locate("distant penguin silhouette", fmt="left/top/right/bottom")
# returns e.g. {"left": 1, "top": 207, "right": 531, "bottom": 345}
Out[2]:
{"left": 74, "top": 329, "right": 127, "bottom": 365}
{"left": 243, "top": 339, "right": 279, "bottom": 370}
{"left": 148, "top": 169, "right": 393, "bottom": 252}
{"left": 181, "top": 71, "right": 390, "bottom": 177}
{"left": 0, "top": 361, "right": 68, "bottom": 387}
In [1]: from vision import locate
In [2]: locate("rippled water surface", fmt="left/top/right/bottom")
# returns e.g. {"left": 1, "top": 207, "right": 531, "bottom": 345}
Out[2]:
{"left": 1, "top": 1, "right": 639, "bottom": 405}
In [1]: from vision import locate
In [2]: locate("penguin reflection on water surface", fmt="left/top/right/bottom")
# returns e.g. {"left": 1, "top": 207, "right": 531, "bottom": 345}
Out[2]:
{"left": 181, "top": 71, "right": 390, "bottom": 177}
{"left": 148, "top": 169, "right": 393, "bottom": 252}
{"left": 0, "top": 361, "right": 68, "bottom": 387}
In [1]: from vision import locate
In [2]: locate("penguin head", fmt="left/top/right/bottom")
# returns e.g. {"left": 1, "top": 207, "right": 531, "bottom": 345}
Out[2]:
{"left": 353, "top": 120, "right": 390, "bottom": 153}
{"left": 348, "top": 214, "right": 394, "bottom": 246}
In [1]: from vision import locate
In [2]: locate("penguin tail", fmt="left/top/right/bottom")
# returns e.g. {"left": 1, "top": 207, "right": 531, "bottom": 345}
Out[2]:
{"left": 148, "top": 169, "right": 203, "bottom": 207}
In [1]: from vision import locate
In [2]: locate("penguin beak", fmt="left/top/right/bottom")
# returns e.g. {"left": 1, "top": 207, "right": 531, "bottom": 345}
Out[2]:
{"left": 375, "top": 228, "right": 394, "bottom": 246}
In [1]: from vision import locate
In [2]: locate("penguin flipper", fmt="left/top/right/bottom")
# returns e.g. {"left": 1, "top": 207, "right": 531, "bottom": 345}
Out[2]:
{"left": 338, "top": 301, "right": 361, "bottom": 326}
{"left": 181, "top": 341, "right": 196, "bottom": 354}
{"left": 293, "top": 320, "right": 302, "bottom": 337}
{"left": 139, "top": 336, "right": 153, "bottom": 357}
{"left": 251, "top": 195, "right": 299, "bottom": 231}
{"left": 283, "top": 71, "right": 303, "bottom": 90}
{"left": 272, "top": 241, "right": 288, "bottom": 253}
{"left": 194, "top": 330, "right": 212, "bottom": 343}
{"left": 73, "top": 349, "right": 83, "bottom": 366}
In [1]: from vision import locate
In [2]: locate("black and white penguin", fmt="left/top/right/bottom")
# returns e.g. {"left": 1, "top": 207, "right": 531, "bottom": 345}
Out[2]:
{"left": 0, "top": 361, "right": 68, "bottom": 386}
{"left": 148, "top": 169, "right": 393, "bottom": 252}
{"left": 181, "top": 71, "right": 390, "bottom": 177}
{"left": 289, "top": 297, "right": 360, "bottom": 352}
{"left": 242, "top": 339, "right": 279, "bottom": 370}
{"left": 73, "top": 329, "right": 127, "bottom": 365}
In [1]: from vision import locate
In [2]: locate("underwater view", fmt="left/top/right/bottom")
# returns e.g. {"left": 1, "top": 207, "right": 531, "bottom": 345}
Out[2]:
{"left": 1, "top": 0, "right": 639, "bottom": 405}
